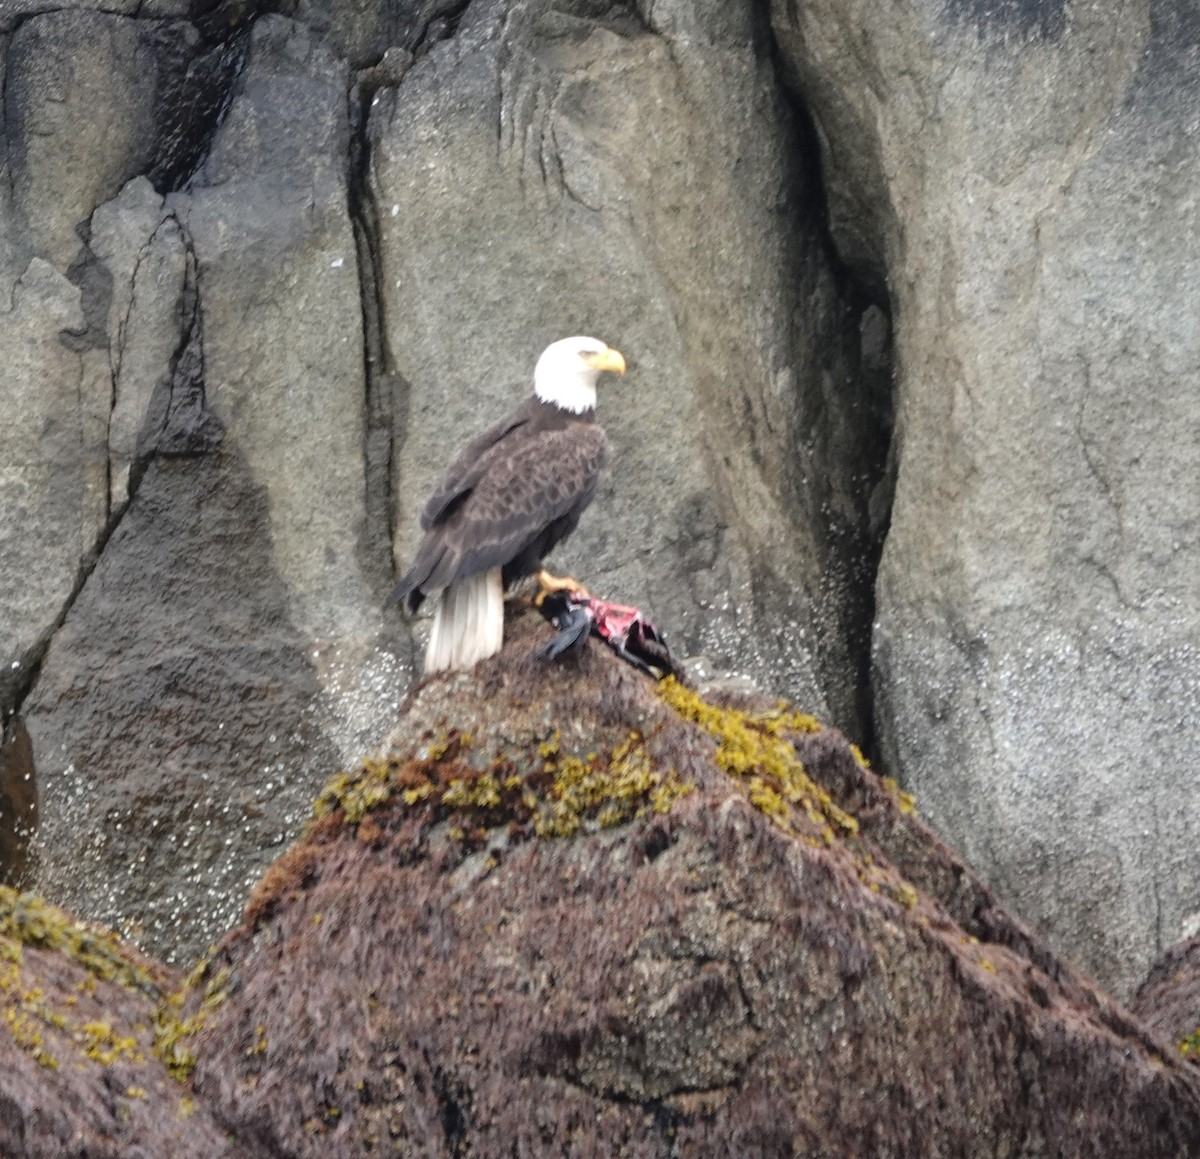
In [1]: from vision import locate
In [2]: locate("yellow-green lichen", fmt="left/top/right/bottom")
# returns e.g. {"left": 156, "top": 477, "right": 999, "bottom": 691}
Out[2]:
{"left": 0, "top": 887, "right": 161, "bottom": 997}
{"left": 79, "top": 1018, "right": 143, "bottom": 1065}
{"left": 428, "top": 733, "right": 472, "bottom": 760}
{"left": 1180, "top": 1027, "right": 1200, "bottom": 1058}
{"left": 313, "top": 757, "right": 394, "bottom": 824}
{"left": 153, "top": 965, "right": 229, "bottom": 1083}
{"left": 311, "top": 731, "right": 477, "bottom": 826}
{"left": 442, "top": 774, "right": 502, "bottom": 810}
{"left": 310, "top": 727, "right": 692, "bottom": 843}
{"left": 882, "top": 776, "right": 917, "bottom": 815}
{"left": 532, "top": 732, "right": 694, "bottom": 839}
{"left": 656, "top": 678, "right": 857, "bottom": 842}
{"left": 402, "top": 782, "right": 435, "bottom": 806}
{"left": 4, "top": 1003, "right": 58, "bottom": 1070}
{"left": 0, "top": 889, "right": 182, "bottom": 1075}
{"left": 1, "top": 950, "right": 66, "bottom": 1070}
{"left": 648, "top": 777, "right": 694, "bottom": 815}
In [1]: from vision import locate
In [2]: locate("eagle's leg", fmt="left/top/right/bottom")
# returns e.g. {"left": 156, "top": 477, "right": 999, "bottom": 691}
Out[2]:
{"left": 533, "top": 567, "right": 590, "bottom": 603}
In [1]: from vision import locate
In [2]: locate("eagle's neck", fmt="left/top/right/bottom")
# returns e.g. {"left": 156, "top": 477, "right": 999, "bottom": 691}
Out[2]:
{"left": 533, "top": 365, "right": 597, "bottom": 414}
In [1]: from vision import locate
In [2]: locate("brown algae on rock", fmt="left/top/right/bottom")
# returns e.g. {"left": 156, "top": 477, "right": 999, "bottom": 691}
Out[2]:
{"left": 0, "top": 885, "right": 228, "bottom": 1083}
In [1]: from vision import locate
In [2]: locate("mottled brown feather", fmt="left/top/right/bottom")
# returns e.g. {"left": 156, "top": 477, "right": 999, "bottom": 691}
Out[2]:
{"left": 391, "top": 398, "right": 608, "bottom": 612}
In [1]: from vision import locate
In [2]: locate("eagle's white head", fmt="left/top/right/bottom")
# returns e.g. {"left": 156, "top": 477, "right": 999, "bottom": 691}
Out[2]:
{"left": 533, "top": 336, "right": 626, "bottom": 414}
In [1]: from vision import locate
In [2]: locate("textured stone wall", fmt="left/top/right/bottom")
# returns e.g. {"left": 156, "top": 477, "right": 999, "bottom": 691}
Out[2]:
{"left": 0, "top": 0, "right": 882, "bottom": 962}
{"left": 772, "top": 0, "right": 1200, "bottom": 995}
{"left": 0, "top": 0, "right": 1195, "bottom": 1000}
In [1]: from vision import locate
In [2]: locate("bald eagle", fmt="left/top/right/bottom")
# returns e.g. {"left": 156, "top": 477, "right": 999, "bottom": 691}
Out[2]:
{"left": 390, "top": 336, "right": 627, "bottom": 672}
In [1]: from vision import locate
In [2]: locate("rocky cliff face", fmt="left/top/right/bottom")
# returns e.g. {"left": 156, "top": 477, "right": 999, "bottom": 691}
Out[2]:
{"left": 0, "top": 0, "right": 1195, "bottom": 1002}
{"left": 771, "top": 0, "right": 1200, "bottom": 996}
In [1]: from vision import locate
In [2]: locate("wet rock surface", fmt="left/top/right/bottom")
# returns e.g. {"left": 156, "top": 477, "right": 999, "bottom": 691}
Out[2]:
{"left": 17, "top": 14, "right": 410, "bottom": 959}
{"left": 0, "top": 723, "right": 36, "bottom": 885}
{"left": 0, "top": 0, "right": 1196, "bottom": 1032}
{"left": 171, "top": 612, "right": 1200, "bottom": 1156}
{"left": 771, "top": 0, "right": 1200, "bottom": 996}
{"left": 25, "top": 455, "right": 346, "bottom": 964}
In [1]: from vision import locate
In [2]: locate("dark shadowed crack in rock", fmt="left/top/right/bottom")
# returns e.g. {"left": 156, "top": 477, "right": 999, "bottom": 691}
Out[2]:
{"left": 348, "top": 63, "right": 404, "bottom": 592}
{"left": 761, "top": 8, "right": 897, "bottom": 764}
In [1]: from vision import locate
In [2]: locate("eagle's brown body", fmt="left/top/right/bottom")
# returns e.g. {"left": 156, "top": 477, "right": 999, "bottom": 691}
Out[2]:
{"left": 392, "top": 396, "right": 609, "bottom": 615}
{"left": 390, "top": 336, "right": 623, "bottom": 673}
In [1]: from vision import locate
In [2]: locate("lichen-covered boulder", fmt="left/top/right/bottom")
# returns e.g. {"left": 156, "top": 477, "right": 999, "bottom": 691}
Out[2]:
{"left": 172, "top": 609, "right": 1200, "bottom": 1156}
{"left": 0, "top": 887, "right": 249, "bottom": 1158}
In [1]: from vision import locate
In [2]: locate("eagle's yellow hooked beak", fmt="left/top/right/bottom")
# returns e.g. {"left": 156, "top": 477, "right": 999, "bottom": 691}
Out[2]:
{"left": 584, "top": 347, "right": 626, "bottom": 376}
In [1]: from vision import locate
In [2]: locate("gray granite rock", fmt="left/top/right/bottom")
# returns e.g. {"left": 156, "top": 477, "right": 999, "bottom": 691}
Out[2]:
{"left": 24, "top": 18, "right": 409, "bottom": 960}
{"left": 90, "top": 178, "right": 195, "bottom": 509}
{"left": 0, "top": 260, "right": 94, "bottom": 713}
{"left": 0, "top": 10, "right": 240, "bottom": 724}
{"left": 177, "top": 15, "right": 383, "bottom": 647}
{"left": 372, "top": 0, "right": 881, "bottom": 727}
{"left": 25, "top": 455, "right": 348, "bottom": 963}
{"left": 6, "top": 11, "right": 163, "bottom": 270}
{"left": 0, "top": 0, "right": 191, "bottom": 35}
{"left": 286, "top": 0, "right": 446, "bottom": 68}
{"left": 773, "top": 0, "right": 1200, "bottom": 995}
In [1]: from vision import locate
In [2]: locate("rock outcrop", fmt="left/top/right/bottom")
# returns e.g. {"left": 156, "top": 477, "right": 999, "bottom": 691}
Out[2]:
{"left": 5, "top": 612, "right": 1200, "bottom": 1154}
{"left": 22, "top": 15, "right": 409, "bottom": 963}
{"left": 169, "top": 611, "right": 1199, "bottom": 1155}
{"left": 771, "top": 0, "right": 1200, "bottom": 995}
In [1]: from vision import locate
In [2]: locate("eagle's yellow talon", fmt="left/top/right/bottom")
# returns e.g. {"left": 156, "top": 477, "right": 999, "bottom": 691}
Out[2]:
{"left": 535, "top": 568, "right": 590, "bottom": 601}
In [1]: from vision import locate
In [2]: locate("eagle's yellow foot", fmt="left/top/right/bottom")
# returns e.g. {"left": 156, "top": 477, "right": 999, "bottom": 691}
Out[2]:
{"left": 533, "top": 568, "right": 590, "bottom": 606}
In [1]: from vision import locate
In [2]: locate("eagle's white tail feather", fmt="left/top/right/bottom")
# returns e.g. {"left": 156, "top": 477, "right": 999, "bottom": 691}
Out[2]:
{"left": 425, "top": 569, "right": 504, "bottom": 672}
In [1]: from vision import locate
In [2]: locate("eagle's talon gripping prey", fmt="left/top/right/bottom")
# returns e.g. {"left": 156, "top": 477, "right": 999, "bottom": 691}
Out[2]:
{"left": 536, "top": 590, "right": 680, "bottom": 681}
